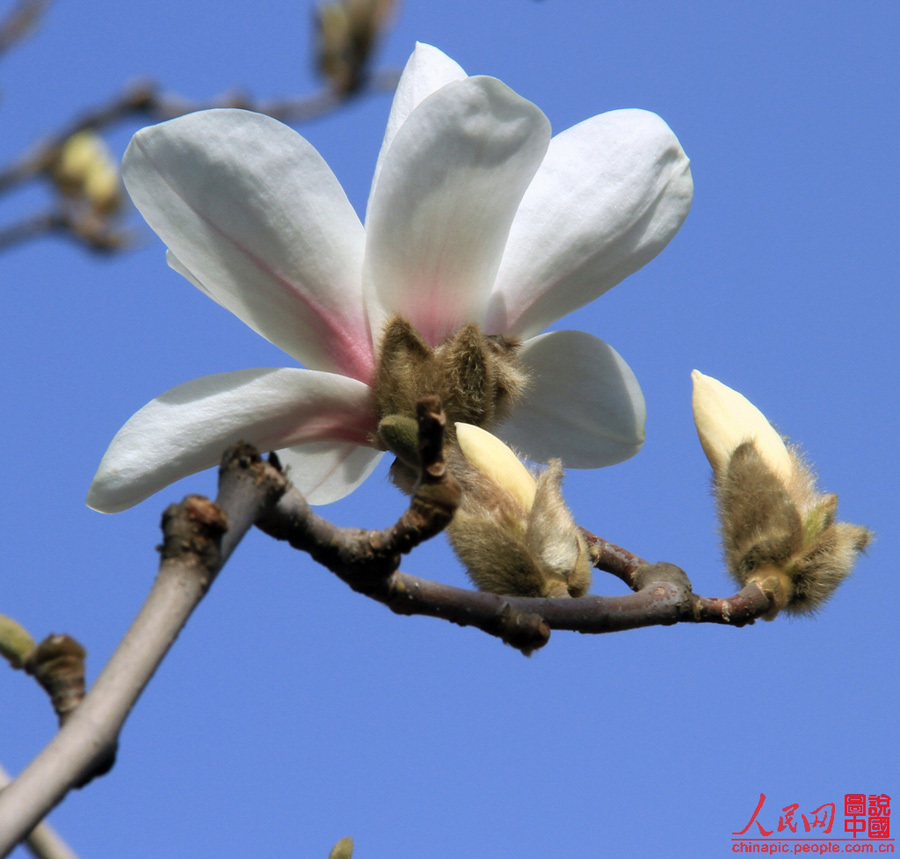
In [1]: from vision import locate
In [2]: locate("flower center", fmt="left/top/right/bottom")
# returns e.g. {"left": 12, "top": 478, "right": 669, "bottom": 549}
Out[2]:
{"left": 372, "top": 316, "right": 529, "bottom": 465}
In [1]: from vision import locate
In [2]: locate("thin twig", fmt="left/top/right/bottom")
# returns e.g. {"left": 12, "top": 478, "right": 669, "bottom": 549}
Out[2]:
{"left": 0, "top": 764, "right": 77, "bottom": 859}
{"left": 580, "top": 528, "right": 648, "bottom": 587}
{"left": 255, "top": 401, "right": 775, "bottom": 654}
{"left": 0, "top": 209, "right": 129, "bottom": 253}
{"left": 0, "top": 69, "right": 401, "bottom": 194}
{"left": 0, "top": 0, "right": 51, "bottom": 56}
{"left": 0, "top": 445, "right": 286, "bottom": 856}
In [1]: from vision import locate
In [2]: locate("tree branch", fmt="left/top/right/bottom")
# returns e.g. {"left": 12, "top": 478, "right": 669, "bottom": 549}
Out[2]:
{"left": 0, "top": 208, "right": 130, "bottom": 253}
{"left": 0, "top": 444, "right": 286, "bottom": 856}
{"left": 0, "top": 765, "right": 77, "bottom": 859}
{"left": 255, "top": 401, "right": 777, "bottom": 655}
{"left": 0, "top": 71, "right": 401, "bottom": 195}
{"left": 0, "top": 0, "right": 51, "bottom": 57}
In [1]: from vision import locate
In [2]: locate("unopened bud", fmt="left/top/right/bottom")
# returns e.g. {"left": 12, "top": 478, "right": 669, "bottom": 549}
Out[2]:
{"left": 692, "top": 371, "right": 871, "bottom": 617}
{"left": 448, "top": 424, "right": 591, "bottom": 598}
{"left": 692, "top": 369, "right": 792, "bottom": 482}
{"left": 328, "top": 836, "right": 354, "bottom": 859}
{"left": 0, "top": 614, "right": 36, "bottom": 670}
{"left": 53, "top": 130, "right": 122, "bottom": 213}
{"left": 83, "top": 157, "right": 122, "bottom": 213}
{"left": 456, "top": 421, "right": 535, "bottom": 512}
{"left": 314, "top": 0, "right": 395, "bottom": 94}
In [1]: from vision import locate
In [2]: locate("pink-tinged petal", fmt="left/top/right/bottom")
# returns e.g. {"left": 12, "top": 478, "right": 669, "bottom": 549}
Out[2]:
{"left": 87, "top": 368, "right": 377, "bottom": 513}
{"left": 365, "top": 76, "right": 551, "bottom": 347}
{"left": 496, "top": 331, "right": 646, "bottom": 467}
{"left": 367, "top": 43, "right": 467, "bottom": 219}
{"left": 486, "top": 109, "right": 693, "bottom": 339}
{"left": 276, "top": 442, "right": 383, "bottom": 505}
{"left": 123, "top": 109, "right": 374, "bottom": 382}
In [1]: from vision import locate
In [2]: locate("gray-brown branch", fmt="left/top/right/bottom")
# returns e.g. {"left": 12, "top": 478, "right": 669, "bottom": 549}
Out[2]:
{"left": 0, "top": 445, "right": 287, "bottom": 856}
{"left": 0, "top": 71, "right": 401, "bottom": 195}
{"left": 256, "top": 399, "right": 776, "bottom": 655}
{"left": 0, "top": 0, "right": 51, "bottom": 56}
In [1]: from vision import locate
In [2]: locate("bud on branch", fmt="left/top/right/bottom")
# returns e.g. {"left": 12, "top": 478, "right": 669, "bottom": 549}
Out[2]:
{"left": 692, "top": 370, "right": 871, "bottom": 618}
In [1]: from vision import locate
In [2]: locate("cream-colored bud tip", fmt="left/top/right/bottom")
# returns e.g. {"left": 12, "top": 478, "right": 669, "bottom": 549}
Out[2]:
{"left": 455, "top": 423, "right": 537, "bottom": 511}
{"left": 691, "top": 370, "right": 793, "bottom": 480}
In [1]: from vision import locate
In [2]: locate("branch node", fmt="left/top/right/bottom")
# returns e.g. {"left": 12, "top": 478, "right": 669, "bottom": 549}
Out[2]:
{"left": 632, "top": 562, "right": 693, "bottom": 593}
{"left": 24, "top": 634, "right": 86, "bottom": 724}
{"left": 158, "top": 495, "right": 228, "bottom": 574}
{"left": 495, "top": 605, "right": 551, "bottom": 656}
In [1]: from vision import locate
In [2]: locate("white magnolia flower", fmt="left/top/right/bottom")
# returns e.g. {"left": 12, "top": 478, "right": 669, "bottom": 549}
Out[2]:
{"left": 87, "top": 43, "right": 693, "bottom": 513}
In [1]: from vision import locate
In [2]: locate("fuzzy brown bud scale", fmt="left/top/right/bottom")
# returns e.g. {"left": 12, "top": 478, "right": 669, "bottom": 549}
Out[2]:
{"left": 718, "top": 442, "right": 871, "bottom": 618}
{"left": 373, "top": 316, "right": 529, "bottom": 486}
{"left": 447, "top": 426, "right": 591, "bottom": 598}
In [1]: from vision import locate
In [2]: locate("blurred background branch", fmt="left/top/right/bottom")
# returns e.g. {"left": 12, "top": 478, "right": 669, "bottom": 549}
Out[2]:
{"left": 0, "top": 0, "right": 399, "bottom": 254}
{"left": 0, "top": 0, "right": 51, "bottom": 56}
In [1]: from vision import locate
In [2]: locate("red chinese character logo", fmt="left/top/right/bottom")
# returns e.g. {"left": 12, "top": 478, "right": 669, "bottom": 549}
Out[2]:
{"left": 845, "top": 793, "right": 866, "bottom": 815}
{"left": 807, "top": 803, "right": 836, "bottom": 834}
{"left": 844, "top": 793, "right": 867, "bottom": 838}
{"left": 867, "top": 794, "right": 891, "bottom": 839}
{"left": 777, "top": 803, "right": 800, "bottom": 833}
{"left": 734, "top": 793, "right": 773, "bottom": 837}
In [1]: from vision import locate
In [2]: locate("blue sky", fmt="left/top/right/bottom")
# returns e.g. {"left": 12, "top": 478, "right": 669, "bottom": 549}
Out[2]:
{"left": 2, "top": 1, "right": 897, "bottom": 856}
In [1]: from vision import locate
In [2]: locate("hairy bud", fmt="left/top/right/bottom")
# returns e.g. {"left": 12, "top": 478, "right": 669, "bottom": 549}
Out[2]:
{"left": 692, "top": 371, "right": 871, "bottom": 618}
{"left": 447, "top": 423, "right": 591, "bottom": 598}
{"left": 53, "top": 130, "right": 123, "bottom": 213}
{"left": 314, "top": 0, "right": 394, "bottom": 95}
{"left": 374, "top": 317, "right": 528, "bottom": 433}
{"left": 373, "top": 316, "right": 529, "bottom": 491}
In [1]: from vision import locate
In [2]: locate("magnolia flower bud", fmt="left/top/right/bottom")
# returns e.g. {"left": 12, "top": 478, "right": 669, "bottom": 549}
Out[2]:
{"left": 447, "top": 423, "right": 591, "bottom": 599}
{"left": 53, "top": 130, "right": 123, "bottom": 213}
{"left": 83, "top": 157, "right": 123, "bottom": 213}
{"left": 691, "top": 369, "right": 792, "bottom": 482}
{"left": 314, "top": 0, "right": 395, "bottom": 94}
{"left": 692, "top": 371, "right": 871, "bottom": 618}
{"left": 328, "top": 836, "right": 354, "bottom": 859}
{"left": 456, "top": 420, "right": 535, "bottom": 512}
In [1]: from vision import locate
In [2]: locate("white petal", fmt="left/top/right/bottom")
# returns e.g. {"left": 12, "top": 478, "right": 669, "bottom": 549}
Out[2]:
{"left": 367, "top": 43, "right": 467, "bottom": 216}
{"left": 87, "top": 368, "right": 376, "bottom": 513}
{"left": 496, "top": 331, "right": 646, "bottom": 468}
{"left": 455, "top": 422, "right": 537, "bottom": 511}
{"left": 365, "top": 76, "right": 551, "bottom": 347}
{"left": 167, "top": 250, "right": 216, "bottom": 301}
{"left": 276, "top": 442, "right": 383, "bottom": 505}
{"left": 486, "top": 109, "right": 693, "bottom": 339}
{"left": 691, "top": 370, "right": 793, "bottom": 481}
{"left": 123, "top": 109, "right": 373, "bottom": 382}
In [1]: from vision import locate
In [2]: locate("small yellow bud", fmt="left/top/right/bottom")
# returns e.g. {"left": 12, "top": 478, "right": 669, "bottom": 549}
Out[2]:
{"left": 83, "top": 158, "right": 122, "bottom": 213}
{"left": 456, "top": 422, "right": 536, "bottom": 512}
{"left": 54, "top": 130, "right": 122, "bottom": 213}
{"left": 55, "top": 131, "right": 106, "bottom": 187}
{"left": 691, "top": 369, "right": 793, "bottom": 482}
